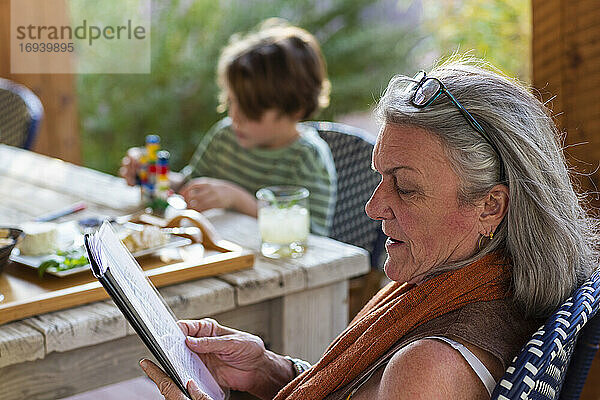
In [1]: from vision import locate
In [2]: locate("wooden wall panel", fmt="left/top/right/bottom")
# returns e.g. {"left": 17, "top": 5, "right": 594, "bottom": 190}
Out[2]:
{"left": 0, "top": 0, "right": 81, "bottom": 164}
{"left": 532, "top": 0, "right": 600, "bottom": 208}
{"left": 533, "top": 3, "right": 600, "bottom": 398}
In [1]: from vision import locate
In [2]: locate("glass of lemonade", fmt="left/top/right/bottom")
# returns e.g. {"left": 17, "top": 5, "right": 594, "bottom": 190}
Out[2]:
{"left": 256, "top": 186, "right": 310, "bottom": 259}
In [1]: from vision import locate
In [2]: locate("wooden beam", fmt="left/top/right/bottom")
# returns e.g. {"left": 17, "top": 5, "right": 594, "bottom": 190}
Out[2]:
{"left": 532, "top": 0, "right": 600, "bottom": 208}
{"left": 533, "top": 3, "right": 600, "bottom": 398}
{"left": 0, "top": 0, "right": 81, "bottom": 164}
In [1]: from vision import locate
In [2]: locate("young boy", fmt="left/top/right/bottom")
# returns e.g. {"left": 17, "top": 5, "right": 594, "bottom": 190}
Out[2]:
{"left": 121, "top": 20, "right": 336, "bottom": 236}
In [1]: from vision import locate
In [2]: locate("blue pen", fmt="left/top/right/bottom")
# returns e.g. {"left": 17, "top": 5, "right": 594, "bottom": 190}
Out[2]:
{"left": 36, "top": 201, "right": 87, "bottom": 222}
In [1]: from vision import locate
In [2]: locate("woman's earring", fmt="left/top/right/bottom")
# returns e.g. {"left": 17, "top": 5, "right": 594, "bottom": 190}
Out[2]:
{"left": 478, "top": 229, "right": 494, "bottom": 250}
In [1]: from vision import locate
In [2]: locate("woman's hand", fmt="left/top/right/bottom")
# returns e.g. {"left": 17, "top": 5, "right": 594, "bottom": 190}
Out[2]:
{"left": 179, "top": 178, "right": 258, "bottom": 217}
{"left": 140, "top": 359, "right": 212, "bottom": 400}
{"left": 179, "top": 318, "right": 295, "bottom": 400}
{"left": 119, "top": 147, "right": 142, "bottom": 186}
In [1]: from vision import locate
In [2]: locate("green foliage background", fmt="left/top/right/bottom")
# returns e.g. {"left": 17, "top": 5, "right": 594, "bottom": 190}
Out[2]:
{"left": 78, "top": 0, "right": 420, "bottom": 174}
{"left": 417, "top": 0, "right": 531, "bottom": 80}
{"left": 78, "top": 0, "right": 531, "bottom": 174}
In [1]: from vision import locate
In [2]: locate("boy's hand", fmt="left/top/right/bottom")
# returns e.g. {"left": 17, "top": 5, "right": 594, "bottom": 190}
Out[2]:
{"left": 119, "top": 147, "right": 142, "bottom": 186}
{"left": 179, "top": 178, "right": 257, "bottom": 217}
{"left": 179, "top": 177, "right": 236, "bottom": 211}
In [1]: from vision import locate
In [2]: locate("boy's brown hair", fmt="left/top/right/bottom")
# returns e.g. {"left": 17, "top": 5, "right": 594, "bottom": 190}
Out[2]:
{"left": 217, "top": 19, "right": 330, "bottom": 121}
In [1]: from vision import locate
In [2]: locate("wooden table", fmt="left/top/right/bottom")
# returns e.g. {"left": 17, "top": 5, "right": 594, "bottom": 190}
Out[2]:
{"left": 0, "top": 144, "right": 369, "bottom": 400}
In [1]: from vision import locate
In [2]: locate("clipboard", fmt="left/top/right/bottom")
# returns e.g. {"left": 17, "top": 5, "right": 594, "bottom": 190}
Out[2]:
{"left": 84, "top": 222, "right": 225, "bottom": 400}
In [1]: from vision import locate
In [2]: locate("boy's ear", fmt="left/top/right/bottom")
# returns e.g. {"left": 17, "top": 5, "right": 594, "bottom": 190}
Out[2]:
{"left": 478, "top": 184, "right": 509, "bottom": 231}
{"left": 290, "top": 109, "right": 305, "bottom": 122}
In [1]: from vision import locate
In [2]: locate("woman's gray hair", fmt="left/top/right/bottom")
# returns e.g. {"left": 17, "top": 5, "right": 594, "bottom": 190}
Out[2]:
{"left": 376, "top": 57, "right": 599, "bottom": 318}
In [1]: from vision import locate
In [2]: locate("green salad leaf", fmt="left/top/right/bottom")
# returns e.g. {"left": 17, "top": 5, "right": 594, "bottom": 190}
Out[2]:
{"left": 38, "top": 247, "right": 89, "bottom": 278}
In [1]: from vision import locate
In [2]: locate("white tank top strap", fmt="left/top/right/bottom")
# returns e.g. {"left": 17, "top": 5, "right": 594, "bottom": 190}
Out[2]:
{"left": 424, "top": 335, "right": 496, "bottom": 397}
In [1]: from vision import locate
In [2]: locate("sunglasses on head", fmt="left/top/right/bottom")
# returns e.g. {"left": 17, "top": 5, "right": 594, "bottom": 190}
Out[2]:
{"left": 410, "top": 71, "right": 505, "bottom": 181}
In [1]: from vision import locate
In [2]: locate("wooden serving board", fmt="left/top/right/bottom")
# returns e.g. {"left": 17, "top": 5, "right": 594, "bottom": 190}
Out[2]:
{"left": 0, "top": 211, "right": 255, "bottom": 325}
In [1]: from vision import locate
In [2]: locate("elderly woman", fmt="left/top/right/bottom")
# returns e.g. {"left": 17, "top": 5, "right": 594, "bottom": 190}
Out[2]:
{"left": 140, "top": 59, "right": 599, "bottom": 399}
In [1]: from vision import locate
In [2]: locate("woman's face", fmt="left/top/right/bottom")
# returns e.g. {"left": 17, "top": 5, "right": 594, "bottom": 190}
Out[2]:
{"left": 365, "top": 124, "right": 483, "bottom": 284}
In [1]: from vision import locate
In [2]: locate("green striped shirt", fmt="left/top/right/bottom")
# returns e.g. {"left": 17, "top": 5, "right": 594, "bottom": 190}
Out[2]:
{"left": 182, "top": 118, "right": 337, "bottom": 236}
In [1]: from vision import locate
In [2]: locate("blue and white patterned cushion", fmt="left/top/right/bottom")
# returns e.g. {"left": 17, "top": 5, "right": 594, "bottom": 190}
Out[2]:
{"left": 305, "top": 121, "right": 385, "bottom": 268}
{"left": 492, "top": 267, "right": 600, "bottom": 400}
{"left": 0, "top": 78, "right": 43, "bottom": 149}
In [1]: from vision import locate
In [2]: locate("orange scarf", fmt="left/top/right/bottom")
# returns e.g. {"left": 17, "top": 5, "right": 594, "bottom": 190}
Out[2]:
{"left": 274, "top": 253, "right": 511, "bottom": 400}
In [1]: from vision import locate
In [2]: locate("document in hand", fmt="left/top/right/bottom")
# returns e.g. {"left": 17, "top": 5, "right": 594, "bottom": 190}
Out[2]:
{"left": 84, "top": 222, "right": 225, "bottom": 400}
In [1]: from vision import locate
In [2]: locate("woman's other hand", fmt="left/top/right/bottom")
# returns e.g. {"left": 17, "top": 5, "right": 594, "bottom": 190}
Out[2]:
{"left": 119, "top": 147, "right": 142, "bottom": 186}
{"left": 140, "top": 359, "right": 212, "bottom": 400}
{"left": 179, "top": 318, "right": 295, "bottom": 400}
